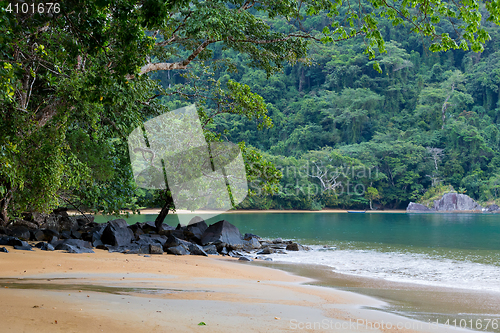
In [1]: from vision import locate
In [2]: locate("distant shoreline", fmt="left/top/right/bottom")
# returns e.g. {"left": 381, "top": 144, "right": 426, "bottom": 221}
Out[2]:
{"left": 68, "top": 208, "right": 499, "bottom": 216}
{"left": 68, "top": 208, "right": 408, "bottom": 216}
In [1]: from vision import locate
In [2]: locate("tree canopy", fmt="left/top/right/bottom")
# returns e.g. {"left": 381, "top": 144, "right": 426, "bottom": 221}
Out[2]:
{"left": 1, "top": 0, "right": 500, "bottom": 224}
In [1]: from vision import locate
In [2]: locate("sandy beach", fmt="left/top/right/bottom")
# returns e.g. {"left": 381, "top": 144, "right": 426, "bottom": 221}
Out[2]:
{"left": 0, "top": 247, "right": 472, "bottom": 333}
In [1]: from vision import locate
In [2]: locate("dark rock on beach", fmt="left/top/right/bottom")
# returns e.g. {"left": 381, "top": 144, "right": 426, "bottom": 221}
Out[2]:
{"left": 0, "top": 236, "right": 28, "bottom": 247}
{"left": 0, "top": 209, "right": 301, "bottom": 260}
{"left": 13, "top": 244, "right": 33, "bottom": 251}
{"left": 101, "top": 219, "right": 134, "bottom": 246}
{"left": 55, "top": 239, "right": 94, "bottom": 253}
{"left": 243, "top": 234, "right": 261, "bottom": 251}
{"left": 166, "top": 245, "right": 190, "bottom": 255}
{"left": 163, "top": 234, "right": 207, "bottom": 256}
{"left": 149, "top": 244, "right": 164, "bottom": 255}
{"left": 184, "top": 218, "right": 208, "bottom": 243}
{"left": 200, "top": 220, "right": 243, "bottom": 249}
{"left": 35, "top": 242, "right": 55, "bottom": 251}
{"left": 163, "top": 235, "right": 190, "bottom": 249}
{"left": 187, "top": 243, "right": 208, "bottom": 256}
{"left": 202, "top": 244, "right": 218, "bottom": 255}
{"left": 6, "top": 226, "right": 31, "bottom": 240}
{"left": 0, "top": 247, "right": 8, "bottom": 253}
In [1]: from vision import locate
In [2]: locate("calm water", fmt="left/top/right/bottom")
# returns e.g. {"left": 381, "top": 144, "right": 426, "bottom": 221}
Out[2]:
{"left": 95, "top": 212, "right": 500, "bottom": 291}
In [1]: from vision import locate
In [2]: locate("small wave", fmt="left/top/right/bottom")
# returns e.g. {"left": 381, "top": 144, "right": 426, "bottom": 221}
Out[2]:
{"left": 268, "top": 246, "right": 500, "bottom": 292}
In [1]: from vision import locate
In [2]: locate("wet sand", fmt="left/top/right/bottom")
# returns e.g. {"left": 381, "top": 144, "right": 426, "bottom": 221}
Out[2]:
{"left": 257, "top": 262, "right": 500, "bottom": 332}
{"left": 0, "top": 247, "right": 473, "bottom": 332}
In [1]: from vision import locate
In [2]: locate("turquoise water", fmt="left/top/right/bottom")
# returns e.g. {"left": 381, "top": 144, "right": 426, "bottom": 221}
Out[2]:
{"left": 95, "top": 212, "right": 500, "bottom": 291}
{"left": 96, "top": 212, "right": 500, "bottom": 250}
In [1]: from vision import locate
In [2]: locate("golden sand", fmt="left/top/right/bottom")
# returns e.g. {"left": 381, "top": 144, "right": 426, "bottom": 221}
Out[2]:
{"left": 0, "top": 248, "right": 462, "bottom": 332}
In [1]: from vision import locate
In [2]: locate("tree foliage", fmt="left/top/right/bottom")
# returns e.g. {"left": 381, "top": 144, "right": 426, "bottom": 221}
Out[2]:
{"left": 1, "top": 0, "right": 500, "bottom": 222}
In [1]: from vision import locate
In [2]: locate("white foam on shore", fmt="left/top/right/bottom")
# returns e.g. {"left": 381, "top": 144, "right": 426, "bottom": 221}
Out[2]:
{"left": 268, "top": 246, "right": 500, "bottom": 292}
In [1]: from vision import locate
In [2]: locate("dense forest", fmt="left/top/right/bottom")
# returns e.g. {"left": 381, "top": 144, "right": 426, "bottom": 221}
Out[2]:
{"left": 151, "top": 10, "right": 500, "bottom": 210}
{"left": 2, "top": 0, "right": 500, "bottom": 226}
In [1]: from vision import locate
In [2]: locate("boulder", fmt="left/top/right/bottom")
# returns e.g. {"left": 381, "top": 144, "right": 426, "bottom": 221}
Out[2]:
{"left": 200, "top": 220, "right": 243, "bottom": 249}
{"left": 243, "top": 237, "right": 261, "bottom": 250}
{"left": 40, "top": 229, "right": 59, "bottom": 242}
{"left": 75, "top": 215, "right": 94, "bottom": 226}
{"left": 48, "top": 236, "right": 59, "bottom": 245}
{"left": 88, "top": 226, "right": 105, "bottom": 247}
{"left": 163, "top": 235, "right": 191, "bottom": 249}
{"left": 6, "top": 226, "right": 30, "bottom": 240}
{"left": 238, "top": 256, "right": 253, "bottom": 261}
{"left": 13, "top": 244, "right": 33, "bottom": 251}
{"left": 0, "top": 247, "right": 8, "bottom": 253}
{"left": 285, "top": 243, "right": 310, "bottom": 251}
{"left": 159, "top": 229, "right": 186, "bottom": 239}
{"left": 433, "top": 193, "right": 482, "bottom": 211}
{"left": 101, "top": 219, "right": 134, "bottom": 246}
{"left": 149, "top": 244, "right": 164, "bottom": 255}
{"left": 106, "top": 244, "right": 149, "bottom": 254}
{"left": 35, "top": 242, "right": 55, "bottom": 251}
{"left": 0, "top": 236, "right": 28, "bottom": 247}
{"left": 71, "top": 229, "right": 82, "bottom": 239}
{"left": 54, "top": 239, "right": 93, "bottom": 253}
{"left": 140, "top": 221, "right": 174, "bottom": 234}
{"left": 484, "top": 204, "right": 500, "bottom": 212}
{"left": 243, "top": 233, "right": 261, "bottom": 241}
{"left": 184, "top": 220, "right": 208, "bottom": 243}
{"left": 187, "top": 243, "right": 208, "bottom": 256}
{"left": 166, "top": 245, "right": 190, "bottom": 255}
{"left": 406, "top": 202, "right": 432, "bottom": 212}
{"left": 256, "top": 247, "right": 275, "bottom": 255}
{"left": 58, "top": 215, "right": 80, "bottom": 231}
{"left": 202, "top": 244, "right": 218, "bottom": 255}
{"left": 60, "top": 230, "right": 72, "bottom": 239}
{"left": 136, "top": 234, "right": 167, "bottom": 247}
{"left": 31, "top": 229, "right": 45, "bottom": 241}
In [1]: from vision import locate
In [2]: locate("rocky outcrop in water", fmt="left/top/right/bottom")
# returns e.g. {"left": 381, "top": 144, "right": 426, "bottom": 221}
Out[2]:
{"left": 484, "top": 204, "right": 500, "bottom": 212}
{"left": 407, "top": 193, "right": 483, "bottom": 212}
{"left": 406, "top": 202, "right": 432, "bottom": 212}
{"left": 433, "top": 193, "right": 482, "bottom": 211}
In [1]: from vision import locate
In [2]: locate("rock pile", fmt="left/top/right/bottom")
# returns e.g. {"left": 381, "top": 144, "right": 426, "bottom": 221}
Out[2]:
{"left": 0, "top": 213, "right": 310, "bottom": 260}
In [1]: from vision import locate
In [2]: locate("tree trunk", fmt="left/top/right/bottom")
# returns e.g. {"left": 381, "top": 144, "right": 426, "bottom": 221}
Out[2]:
{"left": 155, "top": 192, "right": 174, "bottom": 233}
{"left": 369, "top": 200, "right": 373, "bottom": 210}
{"left": 298, "top": 67, "right": 305, "bottom": 92}
{"left": 0, "top": 193, "right": 11, "bottom": 227}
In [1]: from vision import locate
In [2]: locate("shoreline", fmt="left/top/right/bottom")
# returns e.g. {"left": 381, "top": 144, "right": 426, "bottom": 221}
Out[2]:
{"left": 0, "top": 247, "right": 472, "bottom": 332}
{"left": 70, "top": 208, "right": 409, "bottom": 216}
{"left": 256, "top": 261, "right": 500, "bottom": 330}
{"left": 68, "top": 208, "right": 498, "bottom": 216}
